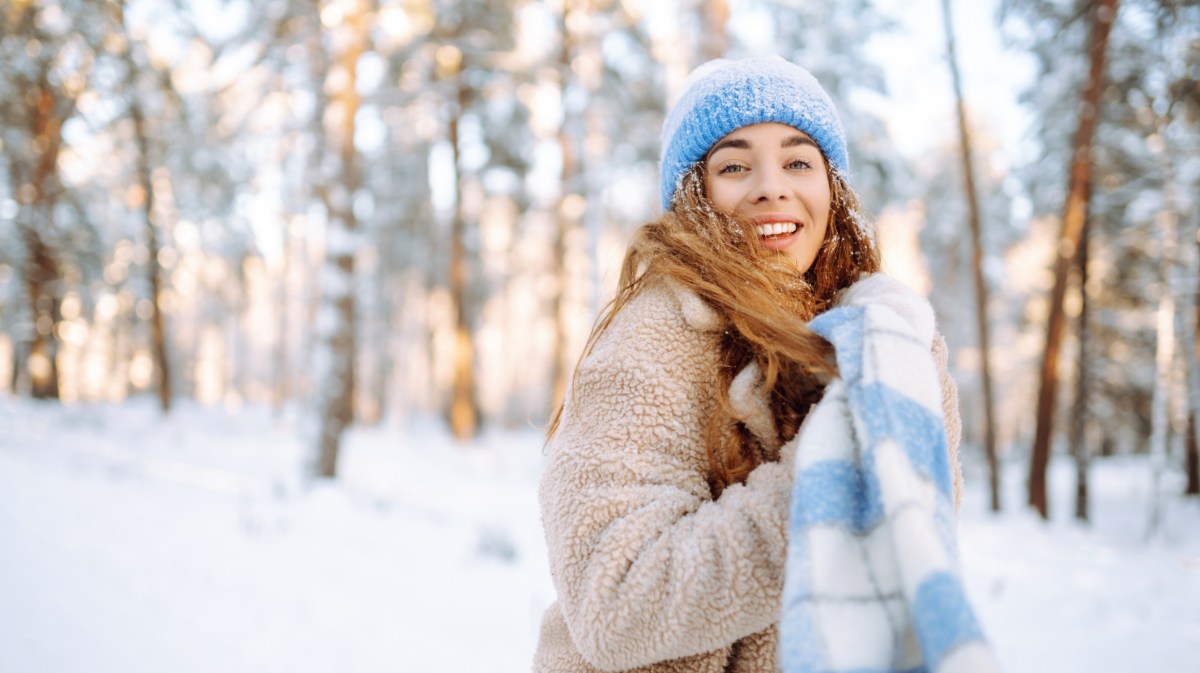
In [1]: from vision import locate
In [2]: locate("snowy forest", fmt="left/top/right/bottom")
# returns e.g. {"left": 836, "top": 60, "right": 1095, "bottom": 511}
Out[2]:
{"left": 2, "top": 0, "right": 1199, "bottom": 671}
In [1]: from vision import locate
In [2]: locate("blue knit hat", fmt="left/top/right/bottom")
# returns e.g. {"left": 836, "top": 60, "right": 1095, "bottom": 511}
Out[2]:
{"left": 659, "top": 56, "right": 848, "bottom": 211}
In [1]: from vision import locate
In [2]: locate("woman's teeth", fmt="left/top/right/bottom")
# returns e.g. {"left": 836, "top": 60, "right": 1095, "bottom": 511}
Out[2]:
{"left": 755, "top": 222, "right": 798, "bottom": 237}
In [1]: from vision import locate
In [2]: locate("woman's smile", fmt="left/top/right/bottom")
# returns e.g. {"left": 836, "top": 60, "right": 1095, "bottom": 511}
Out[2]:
{"left": 750, "top": 213, "right": 804, "bottom": 250}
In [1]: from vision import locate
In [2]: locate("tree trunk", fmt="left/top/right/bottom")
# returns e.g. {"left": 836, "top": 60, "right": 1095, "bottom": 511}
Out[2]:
{"left": 550, "top": 0, "right": 580, "bottom": 414}
{"left": 230, "top": 263, "right": 249, "bottom": 404}
{"left": 273, "top": 217, "right": 293, "bottom": 414}
{"left": 359, "top": 228, "right": 392, "bottom": 426}
{"left": 1144, "top": 180, "right": 1176, "bottom": 535}
{"left": 118, "top": 8, "right": 172, "bottom": 413}
{"left": 1187, "top": 412, "right": 1199, "bottom": 496}
{"left": 703, "top": 0, "right": 729, "bottom": 61}
{"left": 1028, "top": 0, "right": 1119, "bottom": 519}
{"left": 1189, "top": 236, "right": 1200, "bottom": 496}
{"left": 15, "top": 70, "right": 72, "bottom": 401}
{"left": 1183, "top": 183, "right": 1200, "bottom": 497}
{"left": 1146, "top": 280, "right": 1175, "bottom": 536}
{"left": 313, "top": 0, "right": 367, "bottom": 478}
{"left": 367, "top": 304, "right": 392, "bottom": 425}
{"left": 940, "top": 0, "right": 1000, "bottom": 512}
{"left": 298, "top": 20, "right": 330, "bottom": 414}
{"left": 18, "top": 222, "right": 61, "bottom": 400}
{"left": 1148, "top": 99, "right": 1192, "bottom": 526}
{"left": 9, "top": 338, "right": 22, "bottom": 394}
{"left": 448, "top": 57, "right": 479, "bottom": 442}
{"left": 1070, "top": 210, "right": 1091, "bottom": 522}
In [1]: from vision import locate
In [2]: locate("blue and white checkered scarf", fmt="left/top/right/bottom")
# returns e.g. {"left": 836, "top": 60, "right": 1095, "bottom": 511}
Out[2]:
{"left": 780, "top": 290, "right": 999, "bottom": 673}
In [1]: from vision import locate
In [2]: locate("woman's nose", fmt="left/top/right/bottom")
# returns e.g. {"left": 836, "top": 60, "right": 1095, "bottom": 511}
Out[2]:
{"left": 749, "top": 167, "right": 789, "bottom": 203}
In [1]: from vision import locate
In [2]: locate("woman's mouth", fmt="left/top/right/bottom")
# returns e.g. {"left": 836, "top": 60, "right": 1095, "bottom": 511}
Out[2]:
{"left": 754, "top": 221, "right": 798, "bottom": 239}
{"left": 749, "top": 215, "right": 803, "bottom": 251}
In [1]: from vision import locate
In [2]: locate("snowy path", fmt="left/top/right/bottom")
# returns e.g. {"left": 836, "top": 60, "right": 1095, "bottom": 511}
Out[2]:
{"left": 1, "top": 399, "right": 1197, "bottom": 672}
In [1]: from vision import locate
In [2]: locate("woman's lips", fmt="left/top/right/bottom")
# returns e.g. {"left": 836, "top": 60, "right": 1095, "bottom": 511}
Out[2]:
{"left": 750, "top": 214, "right": 803, "bottom": 251}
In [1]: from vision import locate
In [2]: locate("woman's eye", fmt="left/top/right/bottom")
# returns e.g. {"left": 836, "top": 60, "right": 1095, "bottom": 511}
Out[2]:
{"left": 787, "top": 159, "right": 812, "bottom": 170}
{"left": 718, "top": 164, "right": 745, "bottom": 174}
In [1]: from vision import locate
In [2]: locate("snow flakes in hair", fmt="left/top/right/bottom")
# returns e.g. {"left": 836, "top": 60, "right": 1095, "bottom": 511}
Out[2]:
{"left": 659, "top": 55, "right": 849, "bottom": 211}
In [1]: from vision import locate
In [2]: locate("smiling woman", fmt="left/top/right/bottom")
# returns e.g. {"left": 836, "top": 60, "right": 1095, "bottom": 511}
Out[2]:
{"left": 704, "top": 123, "right": 831, "bottom": 272}
{"left": 535, "top": 56, "right": 967, "bottom": 673}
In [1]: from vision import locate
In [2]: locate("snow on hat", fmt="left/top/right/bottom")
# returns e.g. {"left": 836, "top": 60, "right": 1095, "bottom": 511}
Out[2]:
{"left": 659, "top": 55, "right": 848, "bottom": 211}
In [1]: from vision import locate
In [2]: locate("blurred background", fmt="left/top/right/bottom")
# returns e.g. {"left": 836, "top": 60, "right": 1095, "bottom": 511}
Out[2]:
{"left": 1, "top": 0, "right": 1198, "bottom": 671}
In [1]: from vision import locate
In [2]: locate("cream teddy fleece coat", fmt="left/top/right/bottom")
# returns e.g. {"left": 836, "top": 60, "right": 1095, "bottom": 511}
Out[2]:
{"left": 534, "top": 276, "right": 962, "bottom": 673}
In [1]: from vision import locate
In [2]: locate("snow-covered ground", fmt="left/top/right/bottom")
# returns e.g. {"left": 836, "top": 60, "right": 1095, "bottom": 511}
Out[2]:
{"left": 1, "top": 397, "right": 1197, "bottom": 672}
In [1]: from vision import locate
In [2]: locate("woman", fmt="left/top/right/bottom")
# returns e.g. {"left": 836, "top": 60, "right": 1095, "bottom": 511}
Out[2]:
{"left": 534, "top": 56, "right": 962, "bottom": 673}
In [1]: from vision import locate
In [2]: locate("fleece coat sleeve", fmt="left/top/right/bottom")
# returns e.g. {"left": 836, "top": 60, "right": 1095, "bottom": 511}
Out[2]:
{"left": 539, "top": 280, "right": 793, "bottom": 672}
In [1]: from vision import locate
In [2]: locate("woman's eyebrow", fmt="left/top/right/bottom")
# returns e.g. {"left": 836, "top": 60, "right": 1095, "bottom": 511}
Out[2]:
{"left": 709, "top": 135, "right": 818, "bottom": 157}
{"left": 783, "top": 135, "right": 818, "bottom": 149}
{"left": 708, "top": 138, "right": 751, "bottom": 155}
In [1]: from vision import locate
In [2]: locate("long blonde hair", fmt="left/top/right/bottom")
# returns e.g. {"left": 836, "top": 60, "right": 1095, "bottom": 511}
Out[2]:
{"left": 548, "top": 160, "right": 880, "bottom": 496}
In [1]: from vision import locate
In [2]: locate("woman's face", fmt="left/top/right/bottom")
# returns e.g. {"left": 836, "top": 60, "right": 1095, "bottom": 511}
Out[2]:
{"left": 703, "top": 122, "right": 832, "bottom": 273}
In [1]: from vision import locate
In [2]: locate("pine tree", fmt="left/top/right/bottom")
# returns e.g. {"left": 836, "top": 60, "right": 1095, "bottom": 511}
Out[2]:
{"left": 112, "top": 1, "right": 176, "bottom": 412}
{"left": 940, "top": 0, "right": 1001, "bottom": 512}
{"left": 1027, "top": 0, "right": 1119, "bottom": 519}
{"left": 1005, "top": 0, "right": 1200, "bottom": 518}
{"left": 312, "top": 0, "right": 370, "bottom": 477}
{"left": 0, "top": 0, "right": 112, "bottom": 400}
